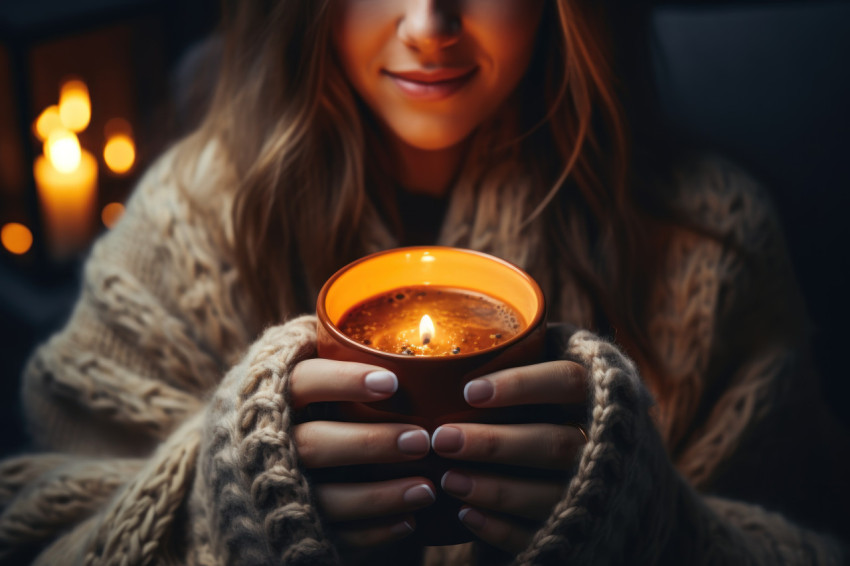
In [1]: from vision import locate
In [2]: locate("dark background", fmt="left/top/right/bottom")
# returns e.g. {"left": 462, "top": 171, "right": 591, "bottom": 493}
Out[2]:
{"left": 1, "top": 0, "right": 848, "bottom": 458}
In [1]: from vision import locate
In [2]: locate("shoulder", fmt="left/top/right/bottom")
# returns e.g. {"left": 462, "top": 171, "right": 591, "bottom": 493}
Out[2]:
{"left": 124, "top": 135, "right": 237, "bottom": 234}
{"left": 666, "top": 153, "right": 786, "bottom": 254}
{"left": 93, "top": 135, "right": 238, "bottom": 272}
{"left": 657, "top": 153, "right": 804, "bottom": 327}
{"left": 82, "top": 134, "right": 251, "bottom": 332}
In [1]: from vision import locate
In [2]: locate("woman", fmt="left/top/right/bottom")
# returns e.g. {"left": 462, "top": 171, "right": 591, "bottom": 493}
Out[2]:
{"left": 1, "top": 0, "right": 847, "bottom": 564}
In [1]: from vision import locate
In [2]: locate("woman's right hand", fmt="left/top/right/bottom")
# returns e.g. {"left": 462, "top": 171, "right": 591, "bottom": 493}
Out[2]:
{"left": 290, "top": 358, "right": 435, "bottom": 549}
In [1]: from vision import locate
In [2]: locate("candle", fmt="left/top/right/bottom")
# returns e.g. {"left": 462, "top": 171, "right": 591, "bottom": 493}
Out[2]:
{"left": 34, "top": 132, "right": 98, "bottom": 258}
{"left": 317, "top": 247, "right": 545, "bottom": 407}
{"left": 316, "top": 246, "right": 547, "bottom": 546}
{"left": 338, "top": 285, "right": 524, "bottom": 356}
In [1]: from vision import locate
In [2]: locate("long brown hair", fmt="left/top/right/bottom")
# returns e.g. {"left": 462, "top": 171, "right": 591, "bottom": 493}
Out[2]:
{"left": 194, "top": 0, "right": 672, "bottom": 390}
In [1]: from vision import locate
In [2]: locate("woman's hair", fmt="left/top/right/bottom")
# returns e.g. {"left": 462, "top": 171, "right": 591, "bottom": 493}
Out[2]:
{"left": 192, "top": 0, "right": 682, "bottom": 440}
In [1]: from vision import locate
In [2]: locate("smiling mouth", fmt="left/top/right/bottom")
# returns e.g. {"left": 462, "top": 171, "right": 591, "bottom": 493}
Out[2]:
{"left": 383, "top": 67, "right": 478, "bottom": 101}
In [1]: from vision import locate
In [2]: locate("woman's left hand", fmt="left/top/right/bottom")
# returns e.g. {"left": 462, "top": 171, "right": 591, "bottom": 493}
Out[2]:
{"left": 432, "top": 359, "right": 589, "bottom": 554}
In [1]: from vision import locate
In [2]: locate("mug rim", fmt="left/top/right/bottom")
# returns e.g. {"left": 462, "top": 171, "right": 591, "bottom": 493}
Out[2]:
{"left": 316, "top": 246, "right": 546, "bottom": 363}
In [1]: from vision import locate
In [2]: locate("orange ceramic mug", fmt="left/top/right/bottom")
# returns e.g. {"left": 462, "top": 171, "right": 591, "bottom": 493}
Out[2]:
{"left": 315, "top": 246, "right": 547, "bottom": 545}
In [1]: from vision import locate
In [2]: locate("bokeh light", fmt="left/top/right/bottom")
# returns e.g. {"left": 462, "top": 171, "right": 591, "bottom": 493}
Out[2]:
{"left": 101, "top": 202, "right": 125, "bottom": 228}
{"left": 58, "top": 79, "right": 91, "bottom": 132}
{"left": 33, "top": 106, "right": 63, "bottom": 142}
{"left": 45, "top": 129, "right": 82, "bottom": 174}
{"left": 1, "top": 223, "right": 34, "bottom": 255}
{"left": 103, "top": 134, "right": 136, "bottom": 174}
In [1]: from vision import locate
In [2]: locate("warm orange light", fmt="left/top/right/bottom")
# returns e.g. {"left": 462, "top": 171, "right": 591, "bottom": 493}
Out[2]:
{"left": 46, "top": 129, "right": 82, "bottom": 173}
{"left": 1, "top": 223, "right": 33, "bottom": 255}
{"left": 34, "top": 149, "right": 98, "bottom": 258}
{"left": 419, "top": 314, "right": 435, "bottom": 345}
{"left": 58, "top": 80, "right": 91, "bottom": 132}
{"left": 103, "top": 134, "right": 135, "bottom": 174}
{"left": 101, "top": 202, "right": 125, "bottom": 228}
{"left": 33, "top": 105, "right": 63, "bottom": 142}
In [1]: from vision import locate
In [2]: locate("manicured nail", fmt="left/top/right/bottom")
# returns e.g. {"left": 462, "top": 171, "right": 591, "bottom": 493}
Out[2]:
{"left": 365, "top": 371, "right": 398, "bottom": 394}
{"left": 458, "top": 507, "right": 486, "bottom": 529}
{"left": 431, "top": 426, "right": 464, "bottom": 453}
{"left": 403, "top": 484, "right": 436, "bottom": 506}
{"left": 390, "top": 519, "right": 415, "bottom": 536}
{"left": 398, "top": 430, "right": 430, "bottom": 455}
{"left": 441, "top": 471, "right": 473, "bottom": 497}
{"left": 464, "top": 380, "right": 494, "bottom": 404}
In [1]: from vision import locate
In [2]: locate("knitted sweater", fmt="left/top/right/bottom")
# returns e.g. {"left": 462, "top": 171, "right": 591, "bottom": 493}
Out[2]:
{"left": 0, "top": 142, "right": 847, "bottom": 565}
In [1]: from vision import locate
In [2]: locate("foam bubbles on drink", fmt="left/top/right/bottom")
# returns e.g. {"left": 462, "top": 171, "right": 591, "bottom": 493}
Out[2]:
{"left": 338, "top": 286, "right": 526, "bottom": 356}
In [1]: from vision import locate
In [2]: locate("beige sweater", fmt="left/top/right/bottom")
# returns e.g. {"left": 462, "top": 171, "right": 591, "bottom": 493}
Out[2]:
{"left": 0, "top": 143, "right": 847, "bottom": 565}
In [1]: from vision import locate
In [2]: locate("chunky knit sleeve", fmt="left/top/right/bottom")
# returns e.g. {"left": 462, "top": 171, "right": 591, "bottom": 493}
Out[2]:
{"left": 513, "top": 158, "right": 848, "bottom": 565}
{"left": 513, "top": 331, "right": 844, "bottom": 565}
{"left": 0, "top": 145, "right": 337, "bottom": 565}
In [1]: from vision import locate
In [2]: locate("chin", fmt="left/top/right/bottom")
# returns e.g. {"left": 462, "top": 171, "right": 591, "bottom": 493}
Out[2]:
{"left": 393, "top": 124, "right": 474, "bottom": 152}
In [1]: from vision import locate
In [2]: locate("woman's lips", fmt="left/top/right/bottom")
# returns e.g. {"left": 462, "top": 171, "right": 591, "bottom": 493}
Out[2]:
{"left": 384, "top": 67, "right": 478, "bottom": 101}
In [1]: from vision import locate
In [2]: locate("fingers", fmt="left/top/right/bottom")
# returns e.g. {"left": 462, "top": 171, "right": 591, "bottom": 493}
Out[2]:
{"left": 290, "top": 358, "right": 397, "bottom": 408}
{"left": 315, "top": 478, "right": 436, "bottom": 522}
{"left": 441, "top": 469, "right": 564, "bottom": 521}
{"left": 463, "top": 360, "right": 587, "bottom": 407}
{"left": 431, "top": 423, "right": 586, "bottom": 470}
{"left": 294, "top": 421, "right": 430, "bottom": 468}
{"left": 458, "top": 506, "right": 534, "bottom": 555}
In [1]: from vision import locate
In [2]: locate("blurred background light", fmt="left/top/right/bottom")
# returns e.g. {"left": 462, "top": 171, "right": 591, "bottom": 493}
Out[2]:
{"left": 1, "top": 223, "right": 33, "bottom": 256}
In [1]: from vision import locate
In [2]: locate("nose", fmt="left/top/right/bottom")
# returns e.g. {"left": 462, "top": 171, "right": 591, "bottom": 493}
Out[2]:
{"left": 397, "top": 0, "right": 461, "bottom": 53}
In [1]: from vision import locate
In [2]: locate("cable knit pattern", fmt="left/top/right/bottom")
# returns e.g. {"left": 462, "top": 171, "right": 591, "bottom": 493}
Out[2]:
{"left": 191, "top": 317, "right": 337, "bottom": 565}
{"left": 515, "top": 331, "right": 673, "bottom": 565}
{"left": 0, "top": 456, "right": 143, "bottom": 561}
{"left": 0, "top": 146, "right": 846, "bottom": 565}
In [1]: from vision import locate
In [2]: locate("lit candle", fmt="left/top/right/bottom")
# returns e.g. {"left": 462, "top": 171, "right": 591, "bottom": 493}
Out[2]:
{"left": 58, "top": 79, "right": 91, "bottom": 132}
{"left": 34, "top": 129, "right": 98, "bottom": 258}
{"left": 316, "top": 247, "right": 548, "bottom": 546}
{"left": 317, "top": 246, "right": 546, "bottom": 414}
{"left": 337, "top": 285, "right": 524, "bottom": 356}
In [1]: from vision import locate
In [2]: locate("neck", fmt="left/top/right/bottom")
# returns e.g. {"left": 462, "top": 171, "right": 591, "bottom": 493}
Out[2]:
{"left": 387, "top": 134, "right": 471, "bottom": 198}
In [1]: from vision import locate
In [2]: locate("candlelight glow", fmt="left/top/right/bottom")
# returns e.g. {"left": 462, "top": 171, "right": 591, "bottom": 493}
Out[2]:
{"left": 420, "top": 314, "right": 435, "bottom": 345}
{"left": 103, "top": 133, "right": 135, "bottom": 173}
{"left": 101, "top": 202, "right": 125, "bottom": 228}
{"left": 46, "top": 129, "right": 82, "bottom": 173}
{"left": 33, "top": 105, "right": 63, "bottom": 142}
{"left": 1, "top": 223, "right": 33, "bottom": 255}
{"left": 35, "top": 149, "right": 98, "bottom": 258}
{"left": 58, "top": 80, "right": 91, "bottom": 132}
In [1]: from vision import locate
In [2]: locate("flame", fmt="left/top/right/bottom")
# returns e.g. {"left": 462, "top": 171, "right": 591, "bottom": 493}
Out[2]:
{"left": 59, "top": 80, "right": 91, "bottom": 132}
{"left": 33, "top": 105, "right": 62, "bottom": 141}
{"left": 419, "top": 314, "right": 435, "bottom": 345}
{"left": 45, "top": 129, "right": 82, "bottom": 173}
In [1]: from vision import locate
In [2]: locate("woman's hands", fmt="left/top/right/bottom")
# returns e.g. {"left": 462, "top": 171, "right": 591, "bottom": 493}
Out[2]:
{"left": 290, "top": 359, "right": 435, "bottom": 549}
{"left": 433, "top": 359, "right": 589, "bottom": 554}
{"left": 291, "top": 322, "right": 590, "bottom": 557}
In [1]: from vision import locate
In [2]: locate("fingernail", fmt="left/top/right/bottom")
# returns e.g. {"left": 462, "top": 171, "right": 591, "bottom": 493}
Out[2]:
{"left": 463, "top": 380, "right": 494, "bottom": 404}
{"left": 403, "top": 484, "right": 436, "bottom": 506}
{"left": 441, "top": 471, "right": 473, "bottom": 497}
{"left": 458, "top": 507, "right": 486, "bottom": 529}
{"left": 398, "top": 430, "right": 430, "bottom": 455}
{"left": 365, "top": 371, "right": 398, "bottom": 394}
{"left": 431, "top": 426, "right": 464, "bottom": 453}
{"left": 390, "top": 519, "right": 415, "bottom": 536}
